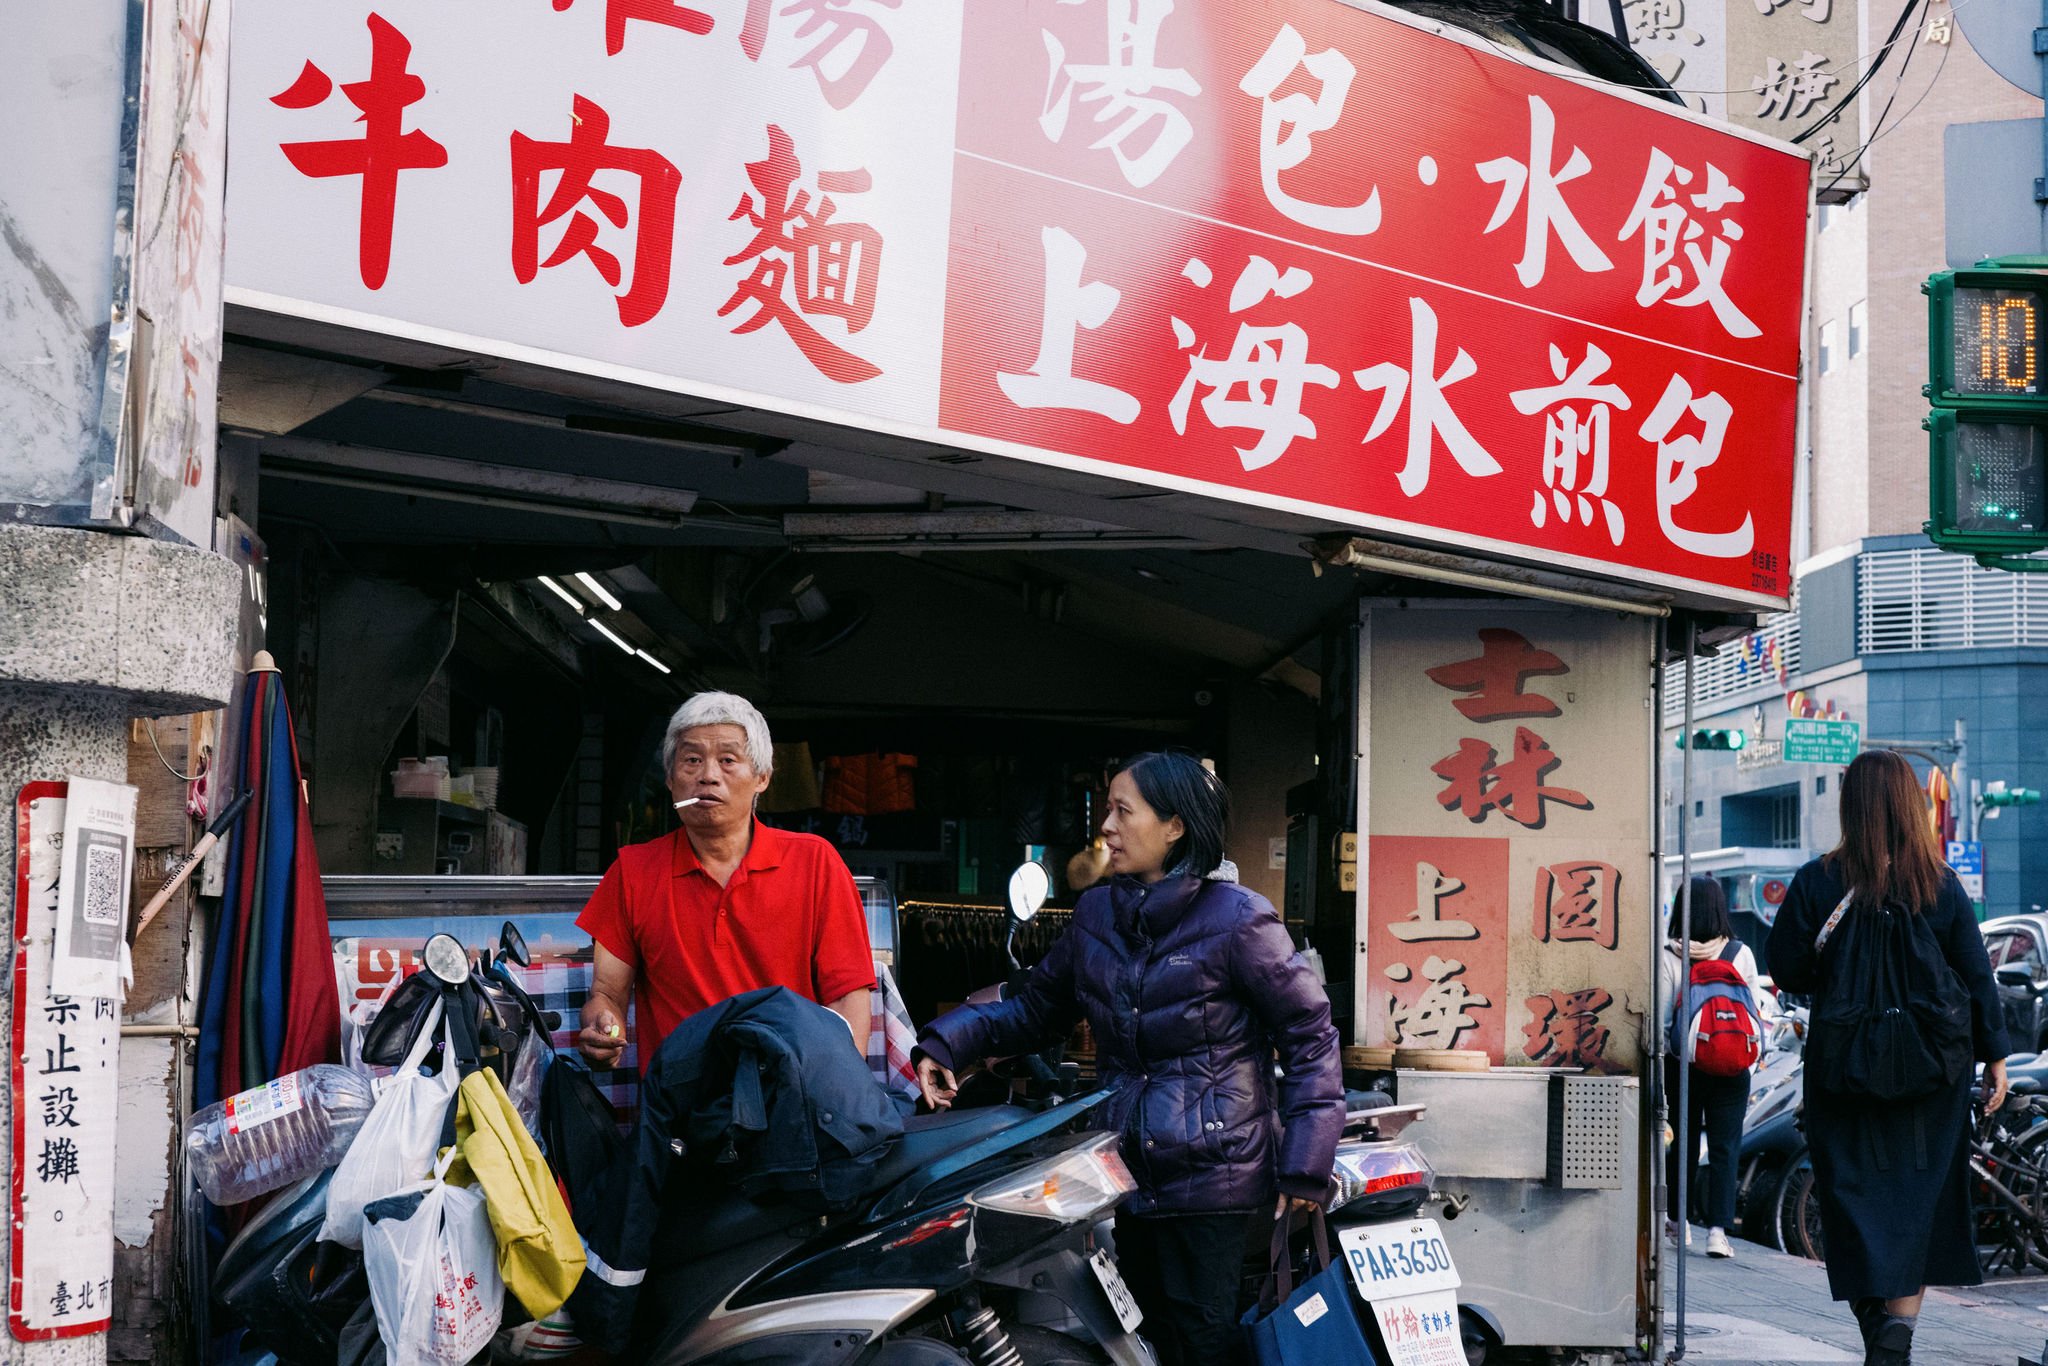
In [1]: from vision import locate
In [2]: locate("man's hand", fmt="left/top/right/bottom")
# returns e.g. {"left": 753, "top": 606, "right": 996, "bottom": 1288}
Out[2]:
{"left": 1986, "top": 1057, "right": 2011, "bottom": 1115}
{"left": 916, "top": 1056, "right": 958, "bottom": 1111}
{"left": 578, "top": 994, "right": 628, "bottom": 1067}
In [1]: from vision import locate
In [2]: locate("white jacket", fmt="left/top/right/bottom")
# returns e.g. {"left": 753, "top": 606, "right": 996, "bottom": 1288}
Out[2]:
{"left": 1661, "top": 936, "right": 1774, "bottom": 1060}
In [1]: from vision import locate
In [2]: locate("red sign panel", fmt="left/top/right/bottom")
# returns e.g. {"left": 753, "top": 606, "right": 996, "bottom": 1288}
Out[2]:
{"left": 226, "top": 0, "right": 1810, "bottom": 610}
{"left": 941, "top": 1, "right": 1808, "bottom": 607}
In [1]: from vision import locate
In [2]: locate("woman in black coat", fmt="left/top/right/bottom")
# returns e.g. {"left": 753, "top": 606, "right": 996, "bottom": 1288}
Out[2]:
{"left": 1766, "top": 750, "right": 2009, "bottom": 1366}
{"left": 914, "top": 752, "right": 1343, "bottom": 1366}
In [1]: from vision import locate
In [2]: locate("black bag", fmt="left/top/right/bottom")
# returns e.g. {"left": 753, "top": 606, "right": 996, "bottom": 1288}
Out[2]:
{"left": 1807, "top": 890, "right": 1973, "bottom": 1101}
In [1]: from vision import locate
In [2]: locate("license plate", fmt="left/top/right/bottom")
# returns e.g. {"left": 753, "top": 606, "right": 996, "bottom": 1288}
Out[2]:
{"left": 1337, "top": 1218, "right": 1461, "bottom": 1301}
{"left": 1089, "top": 1248, "right": 1144, "bottom": 1333}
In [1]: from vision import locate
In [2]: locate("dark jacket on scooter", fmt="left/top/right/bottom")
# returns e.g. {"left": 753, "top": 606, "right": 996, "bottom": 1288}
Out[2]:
{"left": 570, "top": 986, "right": 902, "bottom": 1350}
{"left": 919, "top": 874, "right": 1343, "bottom": 1214}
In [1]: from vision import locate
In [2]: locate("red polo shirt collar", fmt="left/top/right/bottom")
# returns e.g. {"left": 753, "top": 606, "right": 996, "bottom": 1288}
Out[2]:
{"left": 670, "top": 818, "right": 785, "bottom": 880}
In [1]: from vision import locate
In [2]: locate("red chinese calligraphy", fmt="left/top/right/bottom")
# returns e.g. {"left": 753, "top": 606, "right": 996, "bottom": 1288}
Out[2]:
{"left": 1523, "top": 987, "right": 1624, "bottom": 1071}
{"left": 721, "top": 125, "right": 884, "bottom": 383}
{"left": 273, "top": 15, "right": 448, "bottom": 290}
{"left": 1424, "top": 627, "right": 1567, "bottom": 721}
{"left": 1533, "top": 860, "right": 1621, "bottom": 949}
{"left": 780, "top": 0, "right": 903, "bottom": 109}
{"left": 1432, "top": 727, "right": 1590, "bottom": 829}
{"left": 552, "top": 0, "right": 712, "bottom": 55}
{"left": 511, "top": 95, "right": 683, "bottom": 328}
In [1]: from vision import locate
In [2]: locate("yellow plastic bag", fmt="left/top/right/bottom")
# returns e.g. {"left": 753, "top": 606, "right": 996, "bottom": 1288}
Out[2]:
{"left": 454, "top": 1065, "right": 586, "bottom": 1319}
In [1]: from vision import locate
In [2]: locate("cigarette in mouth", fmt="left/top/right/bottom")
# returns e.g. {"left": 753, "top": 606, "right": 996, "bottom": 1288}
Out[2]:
{"left": 672, "top": 797, "right": 701, "bottom": 809}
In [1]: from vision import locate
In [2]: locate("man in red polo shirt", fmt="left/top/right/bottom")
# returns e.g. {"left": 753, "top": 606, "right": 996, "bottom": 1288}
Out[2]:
{"left": 575, "top": 691, "right": 873, "bottom": 1069}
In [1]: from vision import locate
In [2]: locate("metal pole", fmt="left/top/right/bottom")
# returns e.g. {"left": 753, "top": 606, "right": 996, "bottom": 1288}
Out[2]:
{"left": 1648, "top": 616, "right": 1669, "bottom": 1354}
{"left": 1672, "top": 618, "right": 1698, "bottom": 1362}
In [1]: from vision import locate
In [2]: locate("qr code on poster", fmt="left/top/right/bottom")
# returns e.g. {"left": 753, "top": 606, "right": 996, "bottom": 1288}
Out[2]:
{"left": 82, "top": 844, "right": 121, "bottom": 925}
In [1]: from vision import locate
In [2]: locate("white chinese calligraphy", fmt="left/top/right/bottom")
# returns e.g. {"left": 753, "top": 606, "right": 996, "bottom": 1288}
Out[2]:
{"left": 1510, "top": 342, "right": 1630, "bottom": 545}
{"left": 1238, "top": 24, "right": 1380, "bottom": 235}
{"left": 1476, "top": 95, "right": 1613, "bottom": 288}
{"left": 1640, "top": 373, "right": 1753, "bottom": 557}
{"left": 1385, "top": 954, "right": 1488, "bottom": 1049}
{"left": 1619, "top": 149, "right": 1760, "bottom": 339}
{"left": 998, "top": 226, "right": 1140, "bottom": 422}
{"left": 1389, "top": 862, "right": 1478, "bottom": 942}
{"left": 1751, "top": 51, "right": 1835, "bottom": 120}
{"left": 1168, "top": 256, "right": 1339, "bottom": 470}
{"left": 1355, "top": 297, "right": 1502, "bottom": 497}
{"left": 1040, "top": 0, "right": 1201, "bottom": 190}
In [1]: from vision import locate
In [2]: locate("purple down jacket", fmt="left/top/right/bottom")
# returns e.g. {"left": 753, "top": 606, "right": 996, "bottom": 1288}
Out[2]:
{"left": 918, "top": 873, "right": 1343, "bottom": 1214}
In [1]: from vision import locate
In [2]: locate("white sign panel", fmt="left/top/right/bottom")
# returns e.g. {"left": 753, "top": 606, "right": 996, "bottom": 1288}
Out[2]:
{"left": 11, "top": 787, "right": 120, "bottom": 1340}
{"left": 1367, "top": 1288, "right": 1466, "bottom": 1366}
{"left": 50, "top": 777, "right": 135, "bottom": 1001}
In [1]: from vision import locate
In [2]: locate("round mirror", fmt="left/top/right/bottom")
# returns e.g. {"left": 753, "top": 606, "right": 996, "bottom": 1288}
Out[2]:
{"left": 1007, "top": 862, "right": 1050, "bottom": 924}
{"left": 500, "top": 919, "right": 530, "bottom": 969}
{"left": 422, "top": 933, "right": 470, "bottom": 986}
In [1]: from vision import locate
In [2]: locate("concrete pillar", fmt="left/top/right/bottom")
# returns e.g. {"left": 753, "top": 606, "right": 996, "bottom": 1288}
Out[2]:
{"left": 0, "top": 524, "right": 239, "bottom": 1364}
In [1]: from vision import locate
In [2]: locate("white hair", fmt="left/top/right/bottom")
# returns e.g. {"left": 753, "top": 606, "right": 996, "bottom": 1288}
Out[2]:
{"left": 661, "top": 691, "right": 774, "bottom": 779}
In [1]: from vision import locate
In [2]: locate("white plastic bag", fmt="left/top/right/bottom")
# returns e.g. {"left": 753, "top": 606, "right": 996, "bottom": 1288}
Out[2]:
{"left": 362, "top": 1146, "right": 504, "bottom": 1366}
{"left": 323, "top": 999, "right": 459, "bottom": 1249}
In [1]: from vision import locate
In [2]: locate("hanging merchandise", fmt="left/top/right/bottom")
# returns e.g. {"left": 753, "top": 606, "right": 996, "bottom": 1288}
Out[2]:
{"left": 361, "top": 1146, "right": 504, "bottom": 1366}
{"left": 822, "top": 752, "right": 918, "bottom": 816}
{"left": 322, "top": 1003, "right": 459, "bottom": 1249}
{"left": 759, "top": 741, "right": 822, "bottom": 813}
{"left": 196, "top": 650, "right": 342, "bottom": 1122}
{"left": 450, "top": 1065, "right": 584, "bottom": 1320}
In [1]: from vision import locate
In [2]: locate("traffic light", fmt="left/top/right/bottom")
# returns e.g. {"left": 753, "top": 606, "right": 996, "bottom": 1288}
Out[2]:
{"left": 1924, "top": 262, "right": 2048, "bottom": 568}
{"left": 1981, "top": 781, "right": 2041, "bottom": 810}
{"left": 1673, "top": 729, "right": 1746, "bottom": 751}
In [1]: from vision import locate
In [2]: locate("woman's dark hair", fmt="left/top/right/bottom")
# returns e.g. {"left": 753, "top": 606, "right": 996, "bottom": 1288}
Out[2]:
{"left": 1828, "top": 749, "right": 1946, "bottom": 913}
{"left": 1670, "top": 875, "right": 1732, "bottom": 943}
{"left": 1115, "top": 751, "right": 1229, "bottom": 877}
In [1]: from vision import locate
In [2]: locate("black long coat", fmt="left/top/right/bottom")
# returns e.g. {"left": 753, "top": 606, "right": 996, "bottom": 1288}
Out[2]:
{"left": 1767, "top": 858, "right": 2008, "bottom": 1300}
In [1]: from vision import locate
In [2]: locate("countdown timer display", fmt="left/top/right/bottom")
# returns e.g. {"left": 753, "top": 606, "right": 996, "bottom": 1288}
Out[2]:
{"left": 1952, "top": 286, "right": 2044, "bottom": 397}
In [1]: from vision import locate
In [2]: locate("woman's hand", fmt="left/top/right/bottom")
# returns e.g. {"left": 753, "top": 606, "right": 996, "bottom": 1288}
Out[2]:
{"left": 916, "top": 1056, "right": 959, "bottom": 1111}
{"left": 1985, "top": 1057, "right": 2011, "bottom": 1115}
{"left": 1275, "top": 1195, "right": 1322, "bottom": 1219}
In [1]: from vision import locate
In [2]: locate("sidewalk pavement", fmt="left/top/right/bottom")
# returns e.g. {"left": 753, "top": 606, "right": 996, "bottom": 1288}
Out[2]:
{"left": 1665, "top": 1228, "right": 2048, "bottom": 1365}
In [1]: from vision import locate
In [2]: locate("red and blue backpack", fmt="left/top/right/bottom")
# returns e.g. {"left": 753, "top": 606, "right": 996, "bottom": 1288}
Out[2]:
{"left": 1674, "top": 944, "right": 1762, "bottom": 1076}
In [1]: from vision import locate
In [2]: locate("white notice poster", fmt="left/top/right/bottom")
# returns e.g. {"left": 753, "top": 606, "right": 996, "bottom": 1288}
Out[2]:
{"left": 11, "top": 786, "right": 120, "bottom": 1339}
{"left": 50, "top": 777, "right": 135, "bottom": 1000}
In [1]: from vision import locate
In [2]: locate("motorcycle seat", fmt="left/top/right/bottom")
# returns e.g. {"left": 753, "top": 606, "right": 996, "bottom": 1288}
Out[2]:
{"left": 865, "top": 1104, "right": 1038, "bottom": 1193}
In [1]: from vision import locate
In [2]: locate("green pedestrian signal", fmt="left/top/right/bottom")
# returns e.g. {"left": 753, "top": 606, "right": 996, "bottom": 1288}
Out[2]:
{"left": 1924, "top": 263, "right": 2048, "bottom": 569}
{"left": 1674, "top": 729, "right": 1746, "bottom": 751}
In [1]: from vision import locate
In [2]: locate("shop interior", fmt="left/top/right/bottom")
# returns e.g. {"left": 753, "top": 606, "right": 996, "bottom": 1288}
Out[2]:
{"left": 227, "top": 339, "right": 1392, "bottom": 1035}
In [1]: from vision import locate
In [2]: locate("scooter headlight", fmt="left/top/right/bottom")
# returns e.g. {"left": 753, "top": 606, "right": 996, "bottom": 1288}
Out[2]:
{"left": 1327, "top": 1141, "right": 1434, "bottom": 1216}
{"left": 967, "top": 1134, "right": 1136, "bottom": 1222}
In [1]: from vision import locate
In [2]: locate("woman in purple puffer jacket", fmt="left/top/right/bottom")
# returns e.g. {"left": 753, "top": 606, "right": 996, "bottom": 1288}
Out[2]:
{"left": 914, "top": 752, "right": 1344, "bottom": 1366}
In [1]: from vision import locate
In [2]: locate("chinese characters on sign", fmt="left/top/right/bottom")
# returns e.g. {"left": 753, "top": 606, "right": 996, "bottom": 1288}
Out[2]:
{"left": 1367, "top": 614, "right": 1648, "bottom": 1069}
{"left": 12, "top": 789, "right": 120, "bottom": 1340}
{"left": 228, "top": 0, "right": 1806, "bottom": 609}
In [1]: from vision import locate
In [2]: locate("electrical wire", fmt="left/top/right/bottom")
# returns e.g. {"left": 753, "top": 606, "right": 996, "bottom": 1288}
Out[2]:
{"left": 144, "top": 716, "right": 208, "bottom": 782}
{"left": 1791, "top": 0, "right": 1926, "bottom": 143}
{"left": 1819, "top": 18, "right": 1951, "bottom": 195}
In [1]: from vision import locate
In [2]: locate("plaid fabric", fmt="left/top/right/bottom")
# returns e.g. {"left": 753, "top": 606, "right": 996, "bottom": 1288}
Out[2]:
{"left": 499, "top": 958, "right": 640, "bottom": 1129}
{"left": 868, "top": 963, "right": 921, "bottom": 1101}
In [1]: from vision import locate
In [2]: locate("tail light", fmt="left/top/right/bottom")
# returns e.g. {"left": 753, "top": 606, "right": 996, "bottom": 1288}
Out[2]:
{"left": 1327, "top": 1141, "right": 1434, "bottom": 1218}
{"left": 967, "top": 1134, "right": 1137, "bottom": 1222}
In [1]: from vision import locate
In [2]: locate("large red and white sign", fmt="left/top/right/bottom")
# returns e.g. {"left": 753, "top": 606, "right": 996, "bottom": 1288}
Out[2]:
{"left": 225, "top": 0, "right": 1811, "bottom": 608}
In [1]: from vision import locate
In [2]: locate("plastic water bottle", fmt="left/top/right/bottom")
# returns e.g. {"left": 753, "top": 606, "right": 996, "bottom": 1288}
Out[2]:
{"left": 185, "top": 1064, "right": 377, "bottom": 1205}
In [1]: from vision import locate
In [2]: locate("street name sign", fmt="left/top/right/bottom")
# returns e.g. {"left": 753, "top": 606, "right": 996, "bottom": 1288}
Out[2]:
{"left": 1783, "top": 718, "right": 1859, "bottom": 764}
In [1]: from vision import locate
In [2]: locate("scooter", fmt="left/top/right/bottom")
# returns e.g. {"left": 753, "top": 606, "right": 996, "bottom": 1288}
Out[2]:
{"left": 635, "top": 863, "right": 1151, "bottom": 1364}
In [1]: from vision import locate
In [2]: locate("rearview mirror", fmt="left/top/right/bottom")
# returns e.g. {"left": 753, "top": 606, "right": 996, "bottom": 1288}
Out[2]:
{"left": 1995, "top": 963, "right": 2040, "bottom": 994}
{"left": 1007, "top": 862, "right": 1050, "bottom": 924}
{"left": 500, "top": 919, "right": 530, "bottom": 969}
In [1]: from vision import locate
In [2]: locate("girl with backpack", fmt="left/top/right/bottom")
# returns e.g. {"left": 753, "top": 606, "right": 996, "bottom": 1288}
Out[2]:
{"left": 1661, "top": 875, "right": 1765, "bottom": 1260}
{"left": 1766, "top": 750, "right": 2009, "bottom": 1366}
